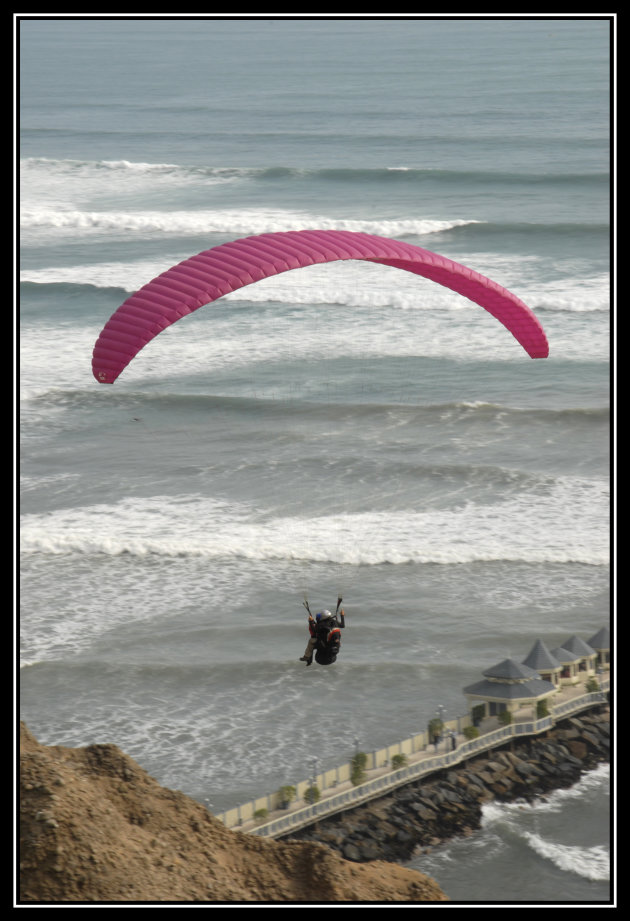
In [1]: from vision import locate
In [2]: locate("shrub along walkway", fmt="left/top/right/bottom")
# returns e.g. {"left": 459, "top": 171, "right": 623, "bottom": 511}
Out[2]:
{"left": 227, "top": 676, "right": 609, "bottom": 839}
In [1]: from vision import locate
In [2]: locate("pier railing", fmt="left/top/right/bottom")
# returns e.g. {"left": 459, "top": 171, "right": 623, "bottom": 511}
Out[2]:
{"left": 215, "top": 681, "right": 608, "bottom": 839}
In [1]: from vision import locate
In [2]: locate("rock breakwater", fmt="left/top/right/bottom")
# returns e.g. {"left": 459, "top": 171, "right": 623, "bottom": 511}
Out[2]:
{"left": 282, "top": 707, "right": 610, "bottom": 864}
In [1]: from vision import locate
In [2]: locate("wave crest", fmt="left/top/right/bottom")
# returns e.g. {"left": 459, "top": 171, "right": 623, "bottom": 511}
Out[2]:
{"left": 20, "top": 481, "right": 609, "bottom": 567}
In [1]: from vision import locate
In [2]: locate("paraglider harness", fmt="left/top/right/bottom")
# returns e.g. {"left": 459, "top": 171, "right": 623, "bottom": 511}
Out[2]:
{"left": 303, "top": 597, "right": 345, "bottom": 665}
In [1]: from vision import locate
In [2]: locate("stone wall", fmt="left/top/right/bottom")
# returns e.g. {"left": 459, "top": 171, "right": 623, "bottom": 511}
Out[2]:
{"left": 281, "top": 706, "right": 610, "bottom": 863}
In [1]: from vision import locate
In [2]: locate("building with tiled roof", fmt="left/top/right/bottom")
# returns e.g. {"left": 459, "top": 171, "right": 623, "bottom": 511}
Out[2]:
{"left": 587, "top": 626, "right": 610, "bottom": 670}
{"left": 549, "top": 645, "right": 582, "bottom": 686}
{"left": 522, "top": 639, "right": 563, "bottom": 687}
{"left": 463, "top": 657, "right": 556, "bottom": 723}
{"left": 561, "top": 635, "right": 598, "bottom": 679}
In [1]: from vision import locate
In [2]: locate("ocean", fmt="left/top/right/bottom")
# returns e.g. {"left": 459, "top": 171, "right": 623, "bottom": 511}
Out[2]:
{"left": 18, "top": 16, "right": 612, "bottom": 904}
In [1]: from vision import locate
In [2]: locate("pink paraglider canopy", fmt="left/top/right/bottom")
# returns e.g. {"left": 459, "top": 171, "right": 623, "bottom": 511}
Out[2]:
{"left": 92, "top": 229, "right": 548, "bottom": 383}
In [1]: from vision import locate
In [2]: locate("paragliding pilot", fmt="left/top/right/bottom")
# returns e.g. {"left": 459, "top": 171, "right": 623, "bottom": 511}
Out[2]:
{"left": 300, "top": 597, "right": 345, "bottom": 666}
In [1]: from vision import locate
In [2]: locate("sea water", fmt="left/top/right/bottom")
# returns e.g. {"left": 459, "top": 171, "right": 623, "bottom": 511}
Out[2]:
{"left": 19, "top": 17, "right": 612, "bottom": 903}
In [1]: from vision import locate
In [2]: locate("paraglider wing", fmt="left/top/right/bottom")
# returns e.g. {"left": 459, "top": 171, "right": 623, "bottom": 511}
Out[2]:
{"left": 92, "top": 230, "right": 548, "bottom": 383}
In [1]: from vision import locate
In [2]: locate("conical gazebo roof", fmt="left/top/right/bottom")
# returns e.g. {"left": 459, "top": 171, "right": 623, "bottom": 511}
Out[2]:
{"left": 464, "top": 656, "right": 555, "bottom": 705}
{"left": 482, "top": 658, "right": 539, "bottom": 681}
{"left": 587, "top": 626, "right": 610, "bottom": 650}
{"left": 562, "top": 635, "right": 597, "bottom": 657}
{"left": 522, "top": 639, "right": 562, "bottom": 671}
{"left": 550, "top": 645, "right": 581, "bottom": 663}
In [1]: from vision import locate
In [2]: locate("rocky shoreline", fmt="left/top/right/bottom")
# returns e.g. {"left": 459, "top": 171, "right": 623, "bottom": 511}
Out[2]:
{"left": 281, "top": 706, "right": 610, "bottom": 864}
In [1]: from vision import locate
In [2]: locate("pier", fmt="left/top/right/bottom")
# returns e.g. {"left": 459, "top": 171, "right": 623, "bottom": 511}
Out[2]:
{"left": 216, "top": 670, "right": 610, "bottom": 840}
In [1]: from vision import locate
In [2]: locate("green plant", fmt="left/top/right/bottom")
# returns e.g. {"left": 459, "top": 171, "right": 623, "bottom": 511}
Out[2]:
{"left": 391, "top": 753, "right": 408, "bottom": 770}
{"left": 303, "top": 785, "right": 320, "bottom": 804}
{"left": 585, "top": 677, "right": 600, "bottom": 693}
{"left": 536, "top": 698, "right": 550, "bottom": 718}
{"left": 463, "top": 725, "right": 480, "bottom": 740}
{"left": 350, "top": 751, "right": 368, "bottom": 786}
{"left": 471, "top": 705, "right": 485, "bottom": 726}
{"left": 276, "top": 785, "right": 296, "bottom": 808}
{"left": 253, "top": 807, "right": 268, "bottom": 821}
{"left": 428, "top": 717, "right": 444, "bottom": 743}
{"left": 498, "top": 709, "right": 513, "bottom": 725}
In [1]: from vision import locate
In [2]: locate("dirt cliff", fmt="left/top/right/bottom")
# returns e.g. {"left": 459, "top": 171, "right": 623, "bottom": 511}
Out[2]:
{"left": 18, "top": 723, "right": 448, "bottom": 904}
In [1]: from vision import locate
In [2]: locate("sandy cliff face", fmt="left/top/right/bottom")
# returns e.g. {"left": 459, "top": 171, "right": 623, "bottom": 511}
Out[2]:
{"left": 18, "top": 723, "right": 448, "bottom": 904}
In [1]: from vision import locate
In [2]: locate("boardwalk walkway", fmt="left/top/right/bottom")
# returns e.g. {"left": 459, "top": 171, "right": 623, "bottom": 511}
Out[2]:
{"left": 216, "top": 676, "right": 609, "bottom": 839}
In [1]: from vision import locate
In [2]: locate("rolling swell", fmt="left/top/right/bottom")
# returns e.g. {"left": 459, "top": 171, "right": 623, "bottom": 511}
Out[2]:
{"left": 26, "top": 385, "right": 610, "bottom": 427}
{"left": 22, "top": 156, "right": 608, "bottom": 188}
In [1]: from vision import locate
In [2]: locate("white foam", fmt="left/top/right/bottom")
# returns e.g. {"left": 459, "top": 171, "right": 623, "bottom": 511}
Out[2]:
{"left": 498, "top": 763, "right": 610, "bottom": 815}
{"left": 19, "top": 478, "right": 610, "bottom": 567}
{"left": 523, "top": 833, "right": 609, "bottom": 882}
{"left": 481, "top": 765, "right": 611, "bottom": 882}
{"left": 20, "top": 204, "right": 478, "bottom": 242}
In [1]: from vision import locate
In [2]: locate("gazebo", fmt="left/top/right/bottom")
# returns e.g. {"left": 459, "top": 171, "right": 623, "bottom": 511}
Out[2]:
{"left": 587, "top": 626, "right": 610, "bottom": 671}
{"left": 463, "top": 658, "right": 556, "bottom": 724}
{"left": 522, "top": 639, "right": 563, "bottom": 688}
{"left": 561, "top": 635, "right": 598, "bottom": 678}
{"left": 550, "top": 645, "right": 582, "bottom": 686}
